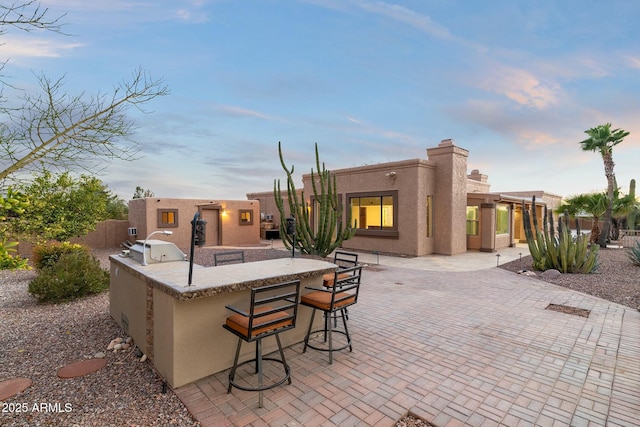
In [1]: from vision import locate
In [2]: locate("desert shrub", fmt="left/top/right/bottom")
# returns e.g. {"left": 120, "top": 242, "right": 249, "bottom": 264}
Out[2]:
{"left": 28, "top": 251, "right": 109, "bottom": 302}
{"left": 0, "top": 239, "right": 30, "bottom": 270}
{"left": 32, "top": 241, "right": 89, "bottom": 270}
{"left": 628, "top": 241, "right": 640, "bottom": 266}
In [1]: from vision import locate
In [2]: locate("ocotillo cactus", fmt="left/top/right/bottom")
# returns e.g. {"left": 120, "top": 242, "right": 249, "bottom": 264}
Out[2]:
{"left": 274, "top": 142, "right": 356, "bottom": 257}
{"left": 522, "top": 196, "right": 599, "bottom": 273}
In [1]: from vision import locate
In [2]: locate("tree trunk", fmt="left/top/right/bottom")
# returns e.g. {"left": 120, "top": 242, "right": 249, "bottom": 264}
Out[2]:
{"left": 597, "top": 153, "right": 616, "bottom": 247}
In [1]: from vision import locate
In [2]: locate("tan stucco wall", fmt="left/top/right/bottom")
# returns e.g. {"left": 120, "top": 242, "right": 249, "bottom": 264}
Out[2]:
{"left": 426, "top": 139, "right": 469, "bottom": 255}
{"left": 302, "top": 158, "right": 436, "bottom": 257}
{"left": 71, "top": 219, "right": 130, "bottom": 249}
{"left": 127, "top": 198, "right": 260, "bottom": 249}
{"left": 246, "top": 189, "right": 303, "bottom": 231}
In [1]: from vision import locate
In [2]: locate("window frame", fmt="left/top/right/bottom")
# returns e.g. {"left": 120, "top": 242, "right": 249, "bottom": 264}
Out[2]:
{"left": 239, "top": 209, "right": 254, "bottom": 225}
{"left": 347, "top": 190, "right": 399, "bottom": 237}
{"left": 426, "top": 195, "right": 433, "bottom": 238}
{"left": 495, "top": 204, "right": 510, "bottom": 235}
{"left": 157, "top": 208, "right": 179, "bottom": 228}
{"left": 466, "top": 206, "right": 479, "bottom": 236}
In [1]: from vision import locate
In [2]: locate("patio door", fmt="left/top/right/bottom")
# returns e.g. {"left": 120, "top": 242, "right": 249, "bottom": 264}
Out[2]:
{"left": 200, "top": 208, "right": 220, "bottom": 246}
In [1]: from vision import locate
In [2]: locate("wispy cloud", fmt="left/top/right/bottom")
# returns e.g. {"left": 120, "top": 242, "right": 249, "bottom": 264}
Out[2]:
{"left": 624, "top": 55, "right": 640, "bottom": 69}
{"left": 473, "top": 63, "right": 562, "bottom": 110}
{"left": 0, "top": 36, "right": 82, "bottom": 61}
{"left": 346, "top": 115, "right": 362, "bottom": 125}
{"left": 215, "top": 105, "right": 274, "bottom": 120}
{"left": 312, "top": 0, "right": 486, "bottom": 52}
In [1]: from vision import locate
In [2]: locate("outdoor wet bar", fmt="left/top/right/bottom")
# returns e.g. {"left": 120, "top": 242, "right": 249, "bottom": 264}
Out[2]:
{"left": 109, "top": 250, "right": 336, "bottom": 388}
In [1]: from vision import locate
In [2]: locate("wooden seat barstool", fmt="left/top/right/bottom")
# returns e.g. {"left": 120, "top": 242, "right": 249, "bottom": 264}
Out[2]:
{"left": 301, "top": 265, "right": 362, "bottom": 364}
{"left": 223, "top": 280, "right": 300, "bottom": 407}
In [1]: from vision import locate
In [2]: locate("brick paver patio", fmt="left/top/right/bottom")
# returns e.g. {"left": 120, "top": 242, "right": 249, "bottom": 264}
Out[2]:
{"left": 175, "top": 263, "right": 640, "bottom": 426}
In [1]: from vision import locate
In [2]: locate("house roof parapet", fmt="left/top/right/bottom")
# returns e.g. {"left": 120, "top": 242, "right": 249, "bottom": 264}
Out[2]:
{"left": 302, "top": 158, "right": 434, "bottom": 179}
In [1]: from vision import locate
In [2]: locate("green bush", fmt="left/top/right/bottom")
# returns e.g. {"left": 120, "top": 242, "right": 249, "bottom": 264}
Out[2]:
{"left": 32, "top": 241, "right": 89, "bottom": 270}
{"left": 628, "top": 241, "right": 640, "bottom": 266}
{"left": 0, "top": 239, "right": 30, "bottom": 270}
{"left": 28, "top": 251, "right": 109, "bottom": 303}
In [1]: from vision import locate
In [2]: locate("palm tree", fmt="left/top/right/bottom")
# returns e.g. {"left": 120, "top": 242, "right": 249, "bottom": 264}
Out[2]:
{"left": 579, "top": 123, "right": 630, "bottom": 247}
{"left": 557, "top": 193, "right": 607, "bottom": 243}
{"left": 559, "top": 190, "right": 638, "bottom": 244}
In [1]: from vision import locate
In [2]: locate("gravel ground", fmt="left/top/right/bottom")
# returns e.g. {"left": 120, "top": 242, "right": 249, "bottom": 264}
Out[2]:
{"left": 498, "top": 247, "right": 640, "bottom": 311}
{"left": 1, "top": 246, "right": 637, "bottom": 426}
{"left": 0, "top": 247, "right": 291, "bottom": 427}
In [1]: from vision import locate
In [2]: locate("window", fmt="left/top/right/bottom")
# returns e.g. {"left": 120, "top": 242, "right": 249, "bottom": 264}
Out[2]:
{"left": 239, "top": 209, "right": 253, "bottom": 225}
{"left": 496, "top": 204, "right": 509, "bottom": 235}
{"left": 426, "top": 196, "right": 433, "bottom": 237}
{"left": 158, "top": 209, "right": 178, "bottom": 228}
{"left": 466, "top": 206, "right": 478, "bottom": 236}
{"left": 348, "top": 191, "right": 398, "bottom": 236}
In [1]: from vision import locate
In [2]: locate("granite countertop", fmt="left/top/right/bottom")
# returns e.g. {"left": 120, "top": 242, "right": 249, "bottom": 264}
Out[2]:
{"left": 110, "top": 255, "right": 336, "bottom": 300}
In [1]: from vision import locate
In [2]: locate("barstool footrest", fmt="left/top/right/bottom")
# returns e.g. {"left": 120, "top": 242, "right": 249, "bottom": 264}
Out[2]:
{"left": 304, "top": 328, "right": 352, "bottom": 353}
{"left": 228, "top": 357, "right": 291, "bottom": 392}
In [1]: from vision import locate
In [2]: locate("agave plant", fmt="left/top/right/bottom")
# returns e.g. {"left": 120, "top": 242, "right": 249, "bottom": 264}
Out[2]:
{"left": 628, "top": 241, "right": 640, "bottom": 266}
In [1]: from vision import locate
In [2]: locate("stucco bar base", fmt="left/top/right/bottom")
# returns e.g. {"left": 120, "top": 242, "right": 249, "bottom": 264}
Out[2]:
{"left": 109, "top": 256, "right": 336, "bottom": 388}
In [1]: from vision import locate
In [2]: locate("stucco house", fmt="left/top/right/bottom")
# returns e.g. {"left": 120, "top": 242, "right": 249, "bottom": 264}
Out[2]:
{"left": 126, "top": 198, "right": 261, "bottom": 250}
{"left": 249, "top": 139, "right": 562, "bottom": 257}
{"left": 78, "top": 139, "right": 560, "bottom": 257}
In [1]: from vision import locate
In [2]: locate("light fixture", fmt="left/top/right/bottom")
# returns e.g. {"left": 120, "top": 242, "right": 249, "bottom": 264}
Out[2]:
{"left": 141, "top": 230, "right": 173, "bottom": 266}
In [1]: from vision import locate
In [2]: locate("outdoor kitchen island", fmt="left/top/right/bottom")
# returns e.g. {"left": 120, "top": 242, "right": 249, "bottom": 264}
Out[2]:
{"left": 109, "top": 254, "right": 337, "bottom": 388}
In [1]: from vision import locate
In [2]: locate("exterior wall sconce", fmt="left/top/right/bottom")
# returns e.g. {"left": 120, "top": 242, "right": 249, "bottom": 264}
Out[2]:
{"left": 386, "top": 171, "right": 397, "bottom": 182}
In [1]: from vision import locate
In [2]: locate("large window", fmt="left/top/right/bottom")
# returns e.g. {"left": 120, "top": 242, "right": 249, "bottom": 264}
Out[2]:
{"left": 158, "top": 209, "right": 178, "bottom": 228}
{"left": 466, "top": 206, "right": 478, "bottom": 236}
{"left": 496, "top": 204, "right": 509, "bottom": 235}
{"left": 426, "top": 196, "right": 433, "bottom": 237}
{"left": 348, "top": 191, "right": 398, "bottom": 236}
{"left": 239, "top": 209, "right": 253, "bottom": 225}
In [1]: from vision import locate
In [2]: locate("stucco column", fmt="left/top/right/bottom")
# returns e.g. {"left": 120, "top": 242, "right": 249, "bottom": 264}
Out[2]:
{"left": 426, "top": 139, "right": 469, "bottom": 255}
{"left": 480, "top": 203, "right": 496, "bottom": 252}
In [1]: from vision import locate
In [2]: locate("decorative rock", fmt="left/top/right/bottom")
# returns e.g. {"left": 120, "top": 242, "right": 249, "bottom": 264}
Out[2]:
{"left": 107, "top": 337, "right": 123, "bottom": 350}
{"left": 541, "top": 269, "right": 561, "bottom": 280}
{"left": 94, "top": 352, "right": 106, "bottom": 359}
{"left": 57, "top": 358, "right": 107, "bottom": 379}
{"left": 0, "top": 378, "right": 32, "bottom": 401}
{"left": 517, "top": 269, "right": 537, "bottom": 277}
{"left": 140, "top": 354, "right": 147, "bottom": 362}
{"left": 135, "top": 347, "right": 143, "bottom": 358}
{"left": 122, "top": 343, "right": 130, "bottom": 349}
{"left": 126, "top": 337, "right": 133, "bottom": 344}
{"left": 114, "top": 343, "right": 123, "bottom": 351}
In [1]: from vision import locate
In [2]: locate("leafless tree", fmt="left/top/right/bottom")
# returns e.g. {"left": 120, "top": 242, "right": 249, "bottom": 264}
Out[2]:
{"left": 0, "top": 1, "right": 169, "bottom": 188}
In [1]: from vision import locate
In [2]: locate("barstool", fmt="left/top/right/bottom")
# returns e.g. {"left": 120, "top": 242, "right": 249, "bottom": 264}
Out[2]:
{"left": 322, "top": 250, "right": 359, "bottom": 287}
{"left": 322, "top": 250, "right": 359, "bottom": 325}
{"left": 301, "top": 265, "right": 362, "bottom": 364}
{"left": 223, "top": 280, "right": 300, "bottom": 407}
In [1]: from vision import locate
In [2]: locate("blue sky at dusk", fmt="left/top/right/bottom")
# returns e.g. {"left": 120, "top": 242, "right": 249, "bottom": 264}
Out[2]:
{"left": 3, "top": 0, "right": 639, "bottom": 200}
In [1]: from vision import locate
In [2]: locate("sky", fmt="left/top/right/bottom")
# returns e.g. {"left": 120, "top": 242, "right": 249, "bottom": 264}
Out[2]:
{"left": 2, "top": 0, "right": 640, "bottom": 201}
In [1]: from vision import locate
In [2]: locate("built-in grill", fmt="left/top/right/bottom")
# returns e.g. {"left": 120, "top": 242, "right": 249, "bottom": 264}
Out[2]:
{"left": 129, "top": 240, "right": 186, "bottom": 265}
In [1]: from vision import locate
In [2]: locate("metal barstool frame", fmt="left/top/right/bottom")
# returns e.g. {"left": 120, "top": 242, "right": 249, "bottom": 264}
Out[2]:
{"left": 223, "top": 280, "right": 300, "bottom": 407}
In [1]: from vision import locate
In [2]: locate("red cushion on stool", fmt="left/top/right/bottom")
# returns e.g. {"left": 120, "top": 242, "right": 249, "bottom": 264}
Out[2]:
{"left": 322, "top": 272, "right": 351, "bottom": 287}
{"left": 226, "top": 306, "right": 292, "bottom": 338}
{"left": 301, "top": 291, "right": 355, "bottom": 311}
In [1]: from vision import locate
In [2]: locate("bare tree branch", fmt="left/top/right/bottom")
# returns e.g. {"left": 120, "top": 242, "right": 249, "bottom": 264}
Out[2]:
{"left": 0, "top": 68, "right": 169, "bottom": 184}
{"left": 0, "top": 0, "right": 66, "bottom": 34}
{"left": 0, "top": 2, "right": 169, "bottom": 190}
